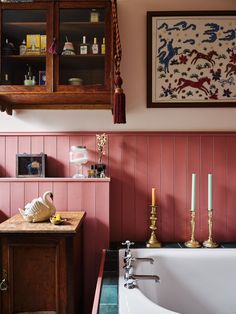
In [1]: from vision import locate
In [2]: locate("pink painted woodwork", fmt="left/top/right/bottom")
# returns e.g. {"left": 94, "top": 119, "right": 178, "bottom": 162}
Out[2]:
{"left": 1, "top": 132, "right": 236, "bottom": 312}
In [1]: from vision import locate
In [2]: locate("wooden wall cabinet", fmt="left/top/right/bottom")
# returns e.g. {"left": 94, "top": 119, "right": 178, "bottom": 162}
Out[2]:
{"left": 0, "top": 212, "right": 85, "bottom": 314}
{"left": 0, "top": 1, "right": 113, "bottom": 114}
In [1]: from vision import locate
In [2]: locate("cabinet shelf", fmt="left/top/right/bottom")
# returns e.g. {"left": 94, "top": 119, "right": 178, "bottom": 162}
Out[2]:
{"left": 2, "top": 55, "right": 45, "bottom": 62}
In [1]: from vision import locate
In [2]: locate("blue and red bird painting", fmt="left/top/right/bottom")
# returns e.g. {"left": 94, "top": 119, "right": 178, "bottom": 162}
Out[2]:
{"left": 152, "top": 15, "right": 236, "bottom": 104}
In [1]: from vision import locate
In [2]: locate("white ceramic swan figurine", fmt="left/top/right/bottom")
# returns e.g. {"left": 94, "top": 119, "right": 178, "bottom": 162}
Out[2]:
{"left": 19, "top": 191, "right": 56, "bottom": 223}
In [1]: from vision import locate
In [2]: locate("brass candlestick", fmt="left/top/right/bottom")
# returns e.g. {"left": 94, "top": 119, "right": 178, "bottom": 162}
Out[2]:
{"left": 185, "top": 211, "right": 201, "bottom": 248}
{"left": 203, "top": 210, "right": 219, "bottom": 248}
{"left": 146, "top": 205, "right": 161, "bottom": 248}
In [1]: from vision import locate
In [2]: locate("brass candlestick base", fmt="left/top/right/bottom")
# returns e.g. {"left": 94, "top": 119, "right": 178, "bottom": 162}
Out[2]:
{"left": 184, "top": 211, "right": 201, "bottom": 248}
{"left": 203, "top": 210, "right": 219, "bottom": 248}
{"left": 146, "top": 205, "right": 161, "bottom": 248}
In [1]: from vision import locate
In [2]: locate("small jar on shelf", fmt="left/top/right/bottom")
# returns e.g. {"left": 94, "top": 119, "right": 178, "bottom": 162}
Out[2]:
{"left": 90, "top": 9, "right": 100, "bottom": 23}
{"left": 79, "top": 36, "right": 90, "bottom": 55}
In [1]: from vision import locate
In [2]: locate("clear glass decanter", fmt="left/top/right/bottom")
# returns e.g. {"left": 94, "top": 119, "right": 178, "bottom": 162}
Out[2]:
{"left": 69, "top": 146, "right": 88, "bottom": 178}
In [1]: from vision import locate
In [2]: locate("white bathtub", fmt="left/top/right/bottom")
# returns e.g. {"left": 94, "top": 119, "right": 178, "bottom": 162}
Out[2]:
{"left": 119, "top": 248, "right": 236, "bottom": 314}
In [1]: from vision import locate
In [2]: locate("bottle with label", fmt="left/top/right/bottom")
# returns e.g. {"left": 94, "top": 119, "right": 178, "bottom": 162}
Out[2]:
{"left": 91, "top": 37, "right": 99, "bottom": 54}
{"left": 79, "top": 36, "right": 89, "bottom": 55}
{"left": 101, "top": 37, "right": 106, "bottom": 55}
{"left": 90, "top": 9, "right": 99, "bottom": 23}
{"left": 19, "top": 40, "right": 27, "bottom": 55}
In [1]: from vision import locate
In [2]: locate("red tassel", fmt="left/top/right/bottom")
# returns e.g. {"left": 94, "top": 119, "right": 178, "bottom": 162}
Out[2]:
{"left": 113, "top": 72, "right": 126, "bottom": 124}
{"left": 48, "top": 38, "right": 57, "bottom": 55}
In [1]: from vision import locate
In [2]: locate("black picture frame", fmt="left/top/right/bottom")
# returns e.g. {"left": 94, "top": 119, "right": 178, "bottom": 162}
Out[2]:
{"left": 16, "top": 153, "right": 46, "bottom": 177}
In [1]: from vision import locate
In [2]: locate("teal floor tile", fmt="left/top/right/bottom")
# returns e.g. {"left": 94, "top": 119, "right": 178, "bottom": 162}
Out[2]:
{"left": 100, "top": 285, "right": 118, "bottom": 305}
{"left": 99, "top": 304, "right": 118, "bottom": 314}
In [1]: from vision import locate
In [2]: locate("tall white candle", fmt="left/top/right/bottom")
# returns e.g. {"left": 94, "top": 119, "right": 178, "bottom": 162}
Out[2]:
{"left": 191, "top": 173, "right": 196, "bottom": 211}
{"left": 208, "top": 173, "right": 213, "bottom": 210}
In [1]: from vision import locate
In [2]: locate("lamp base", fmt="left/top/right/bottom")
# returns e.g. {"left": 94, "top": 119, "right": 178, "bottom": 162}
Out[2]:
{"left": 184, "top": 240, "right": 201, "bottom": 248}
{"left": 203, "top": 239, "right": 219, "bottom": 248}
{"left": 146, "top": 231, "right": 161, "bottom": 248}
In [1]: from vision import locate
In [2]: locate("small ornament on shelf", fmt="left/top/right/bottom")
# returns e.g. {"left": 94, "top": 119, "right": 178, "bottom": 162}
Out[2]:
{"left": 93, "top": 133, "right": 108, "bottom": 177}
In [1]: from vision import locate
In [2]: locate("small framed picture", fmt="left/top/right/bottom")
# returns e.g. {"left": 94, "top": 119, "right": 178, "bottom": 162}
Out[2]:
{"left": 39, "top": 70, "right": 46, "bottom": 85}
{"left": 16, "top": 153, "right": 47, "bottom": 177}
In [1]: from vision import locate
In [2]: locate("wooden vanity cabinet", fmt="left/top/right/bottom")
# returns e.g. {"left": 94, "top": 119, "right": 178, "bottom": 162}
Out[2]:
{"left": 0, "top": 211, "right": 85, "bottom": 314}
{"left": 0, "top": 1, "right": 113, "bottom": 114}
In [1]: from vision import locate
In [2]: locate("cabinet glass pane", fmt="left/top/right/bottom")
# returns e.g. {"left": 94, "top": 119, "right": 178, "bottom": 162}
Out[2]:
{"left": 1, "top": 10, "right": 47, "bottom": 86}
{"left": 59, "top": 8, "right": 105, "bottom": 86}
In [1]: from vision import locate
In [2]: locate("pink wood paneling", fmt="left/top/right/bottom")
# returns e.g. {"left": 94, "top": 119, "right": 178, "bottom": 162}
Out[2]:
{"left": 135, "top": 136, "right": 148, "bottom": 241}
{"left": 147, "top": 136, "right": 161, "bottom": 241}
{"left": 226, "top": 136, "right": 236, "bottom": 241}
{"left": 10, "top": 182, "right": 24, "bottom": 216}
{"left": 31, "top": 136, "right": 44, "bottom": 154}
{"left": 5, "top": 136, "right": 17, "bottom": 177}
{"left": 0, "top": 137, "right": 6, "bottom": 177}
{"left": 53, "top": 182, "right": 68, "bottom": 211}
{"left": 174, "top": 136, "right": 188, "bottom": 242}
{"left": 67, "top": 182, "right": 82, "bottom": 211}
{"left": 160, "top": 136, "right": 174, "bottom": 241}
{"left": 187, "top": 136, "right": 201, "bottom": 241}
{"left": 38, "top": 181, "right": 53, "bottom": 197}
{"left": 56, "top": 136, "right": 70, "bottom": 177}
{"left": 44, "top": 136, "right": 57, "bottom": 177}
{"left": 18, "top": 136, "right": 31, "bottom": 154}
{"left": 0, "top": 182, "right": 10, "bottom": 216}
{"left": 213, "top": 136, "right": 228, "bottom": 241}
{"left": 109, "top": 135, "right": 123, "bottom": 240}
{"left": 24, "top": 182, "right": 38, "bottom": 205}
{"left": 199, "top": 136, "right": 213, "bottom": 242}
{"left": 122, "top": 135, "right": 136, "bottom": 241}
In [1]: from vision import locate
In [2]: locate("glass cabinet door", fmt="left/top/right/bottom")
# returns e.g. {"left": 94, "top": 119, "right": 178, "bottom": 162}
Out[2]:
{"left": 0, "top": 3, "right": 53, "bottom": 92}
{"left": 57, "top": 4, "right": 110, "bottom": 91}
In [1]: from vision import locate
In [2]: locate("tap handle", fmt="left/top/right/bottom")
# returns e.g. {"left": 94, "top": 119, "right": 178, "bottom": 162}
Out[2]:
{"left": 122, "top": 240, "right": 134, "bottom": 251}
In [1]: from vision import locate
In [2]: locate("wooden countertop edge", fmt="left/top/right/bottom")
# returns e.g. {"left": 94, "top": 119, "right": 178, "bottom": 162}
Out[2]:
{"left": 92, "top": 249, "right": 106, "bottom": 314}
{"left": 0, "top": 211, "right": 86, "bottom": 234}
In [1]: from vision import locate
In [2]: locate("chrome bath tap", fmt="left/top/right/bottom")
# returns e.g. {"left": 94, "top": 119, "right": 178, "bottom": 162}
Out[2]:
{"left": 122, "top": 241, "right": 160, "bottom": 289}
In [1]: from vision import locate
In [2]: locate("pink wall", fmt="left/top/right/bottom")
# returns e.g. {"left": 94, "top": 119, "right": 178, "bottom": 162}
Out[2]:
{"left": 0, "top": 131, "right": 235, "bottom": 244}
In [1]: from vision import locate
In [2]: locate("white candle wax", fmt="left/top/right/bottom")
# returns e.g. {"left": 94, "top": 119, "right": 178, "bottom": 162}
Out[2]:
{"left": 191, "top": 173, "right": 196, "bottom": 211}
{"left": 208, "top": 173, "right": 213, "bottom": 210}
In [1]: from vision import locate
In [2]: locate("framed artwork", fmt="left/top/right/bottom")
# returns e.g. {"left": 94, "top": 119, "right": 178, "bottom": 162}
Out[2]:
{"left": 147, "top": 11, "right": 236, "bottom": 107}
{"left": 16, "top": 153, "right": 46, "bottom": 177}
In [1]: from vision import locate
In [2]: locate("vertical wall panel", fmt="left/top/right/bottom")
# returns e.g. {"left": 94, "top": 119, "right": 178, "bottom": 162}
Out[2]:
{"left": 187, "top": 136, "right": 201, "bottom": 241}
{"left": 109, "top": 135, "right": 123, "bottom": 241}
{"left": 31, "top": 136, "right": 44, "bottom": 154}
{"left": 135, "top": 136, "right": 148, "bottom": 241}
{"left": 44, "top": 136, "right": 57, "bottom": 177}
{"left": 147, "top": 136, "right": 161, "bottom": 240}
{"left": 199, "top": 136, "right": 213, "bottom": 242}
{"left": 10, "top": 182, "right": 24, "bottom": 216}
{"left": 18, "top": 136, "right": 31, "bottom": 154}
{"left": 68, "top": 182, "right": 82, "bottom": 211}
{"left": 24, "top": 182, "right": 39, "bottom": 205}
{"left": 56, "top": 136, "right": 70, "bottom": 177}
{"left": 174, "top": 136, "right": 188, "bottom": 242}
{"left": 0, "top": 182, "right": 10, "bottom": 217}
{"left": 160, "top": 136, "right": 174, "bottom": 241}
{"left": 122, "top": 135, "right": 136, "bottom": 241}
{"left": 38, "top": 181, "right": 53, "bottom": 197}
{"left": 213, "top": 136, "right": 227, "bottom": 241}
{"left": 53, "top": 182, "right": 68, "bottom": 211}
{"left": 5, "top": 136, "right": 17, "bottom": 177}
{"left": 226, "top": 136, "right": 236, "bottom": 240}
{"left": 0, "top": 137, "right": 6, "bottom": 177}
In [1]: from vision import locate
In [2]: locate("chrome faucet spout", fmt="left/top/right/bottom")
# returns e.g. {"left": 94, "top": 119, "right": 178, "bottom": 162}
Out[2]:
{"left": 133, "top": 257, "right": 154, "bottom": 264}
{"left": 131, "top": 274, "right": 160, "bottom": 283}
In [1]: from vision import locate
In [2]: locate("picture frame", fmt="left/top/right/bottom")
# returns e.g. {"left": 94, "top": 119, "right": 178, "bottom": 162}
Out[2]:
{"left": 16, "top": 153, "right": 46, "bottom": 177}
{"left": 147, "top": 11, "right": 236, "bottom": 108}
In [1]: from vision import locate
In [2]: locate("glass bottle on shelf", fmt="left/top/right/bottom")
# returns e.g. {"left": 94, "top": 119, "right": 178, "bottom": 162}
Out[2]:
{"left": 90, "top": 9, "right": 99, "bottom": 23}
{"left": 2, "top": 74, "right": 11, "bottom": 85}
{"left": 19, "top": 40, "right": 27, "bottom": 56}
{"left": 79, "top": 36, "right": 89, "bottom": 55}
{"left": 91, "top": 37, "right": 99, "bottom": 54}
{"left": 101, "top": 37, "right": 106, "bottom": 55}
{"left": 69, "top": 146, "right": 88, "bottom": 178}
